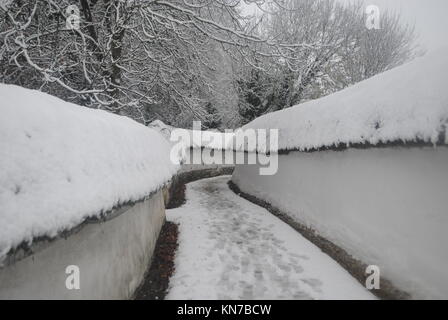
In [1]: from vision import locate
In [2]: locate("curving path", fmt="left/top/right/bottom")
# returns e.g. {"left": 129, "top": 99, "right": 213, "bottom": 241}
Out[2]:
{"left": 166, "top": 176, "right": 375, "bottom": 300}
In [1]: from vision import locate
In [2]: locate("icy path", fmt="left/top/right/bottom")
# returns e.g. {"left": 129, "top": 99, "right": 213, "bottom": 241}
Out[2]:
{"left": 166, "top": 176, "right": 375, "bottom": 300}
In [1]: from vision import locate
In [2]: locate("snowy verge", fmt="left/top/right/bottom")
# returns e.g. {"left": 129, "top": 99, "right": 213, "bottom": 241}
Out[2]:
{"left": 242, "top": 48, "right": 448, "bottom": 152}
{"left": 0, "top": 84, "right": 178, "bottom": 262}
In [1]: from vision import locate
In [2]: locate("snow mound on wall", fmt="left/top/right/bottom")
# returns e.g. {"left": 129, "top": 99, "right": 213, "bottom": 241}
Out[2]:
{"left": 0, "top": 85, "right": 178, "bottom": 261}
{"left": 244, "top": 48, "right": 448, "bottom": 152}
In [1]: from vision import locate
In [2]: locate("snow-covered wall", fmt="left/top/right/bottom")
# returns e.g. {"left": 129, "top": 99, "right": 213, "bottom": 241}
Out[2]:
{"left": 148, "top": 120, "right": 235, "bottom": 151}
{"left": 0, "top": 85, "right": 178, "bottom": 298}
{"left": 148, "top": 121, "right": 235, "bottom": 174}
{"left": 0, "top": 190, "right": 165, "bottom": 299}
{"left": 232, "top": 147, "right": 448, "bottom": 299}
{"left": 230, "top": 48, "right": 448, "bottom": 299}
{"left": 180, "top": 147, "right": 235, "bottom": 174}
{"left": 0, "top": 84, "right": 177, "bottom": 261}
{"left": 239, "top": 49, "right": 448, "bottom": 153}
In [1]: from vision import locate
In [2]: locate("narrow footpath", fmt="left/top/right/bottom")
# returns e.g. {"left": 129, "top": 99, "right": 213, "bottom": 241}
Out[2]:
{"left": 166, "top": 176, "right": 375, "bottom": 300}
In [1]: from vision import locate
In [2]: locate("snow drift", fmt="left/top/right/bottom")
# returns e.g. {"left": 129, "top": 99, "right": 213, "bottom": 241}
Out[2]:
{"left": 243, "top": 48, "right": 448, "bottom": 152}
{"left": 0, "top": 85, "right": 178, "bottom": 262}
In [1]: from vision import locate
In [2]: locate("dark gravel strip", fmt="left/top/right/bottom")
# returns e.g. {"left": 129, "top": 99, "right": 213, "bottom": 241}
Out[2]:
{"left": 134, "top": 221, "right": 179, "bottom": 300}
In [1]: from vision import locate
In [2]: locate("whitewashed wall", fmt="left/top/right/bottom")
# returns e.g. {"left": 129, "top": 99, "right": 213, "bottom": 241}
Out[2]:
{"left": 231, "top": 146, "right": 448, "bottom": 299}
{"left": 0, "top": 190, "right": 166, "bottom": 300}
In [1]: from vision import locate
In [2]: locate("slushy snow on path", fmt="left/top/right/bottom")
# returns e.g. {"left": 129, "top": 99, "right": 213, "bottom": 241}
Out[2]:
{"left": 166, "top": 176, "right": 375, "bottom": 300}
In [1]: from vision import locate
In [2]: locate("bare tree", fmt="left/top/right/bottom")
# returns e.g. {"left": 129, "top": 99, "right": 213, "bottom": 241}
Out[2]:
{"left": 337, "top": 6, "right": 418, "bottom": 86}
{"left": 236, "top": 0, "right": 418, "bottom": 124}
{"left": 0, "top": 0, "right": 323, "bottom": 124}
{"left": 0, "top": 0, "right": 417, "bottom": 126}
